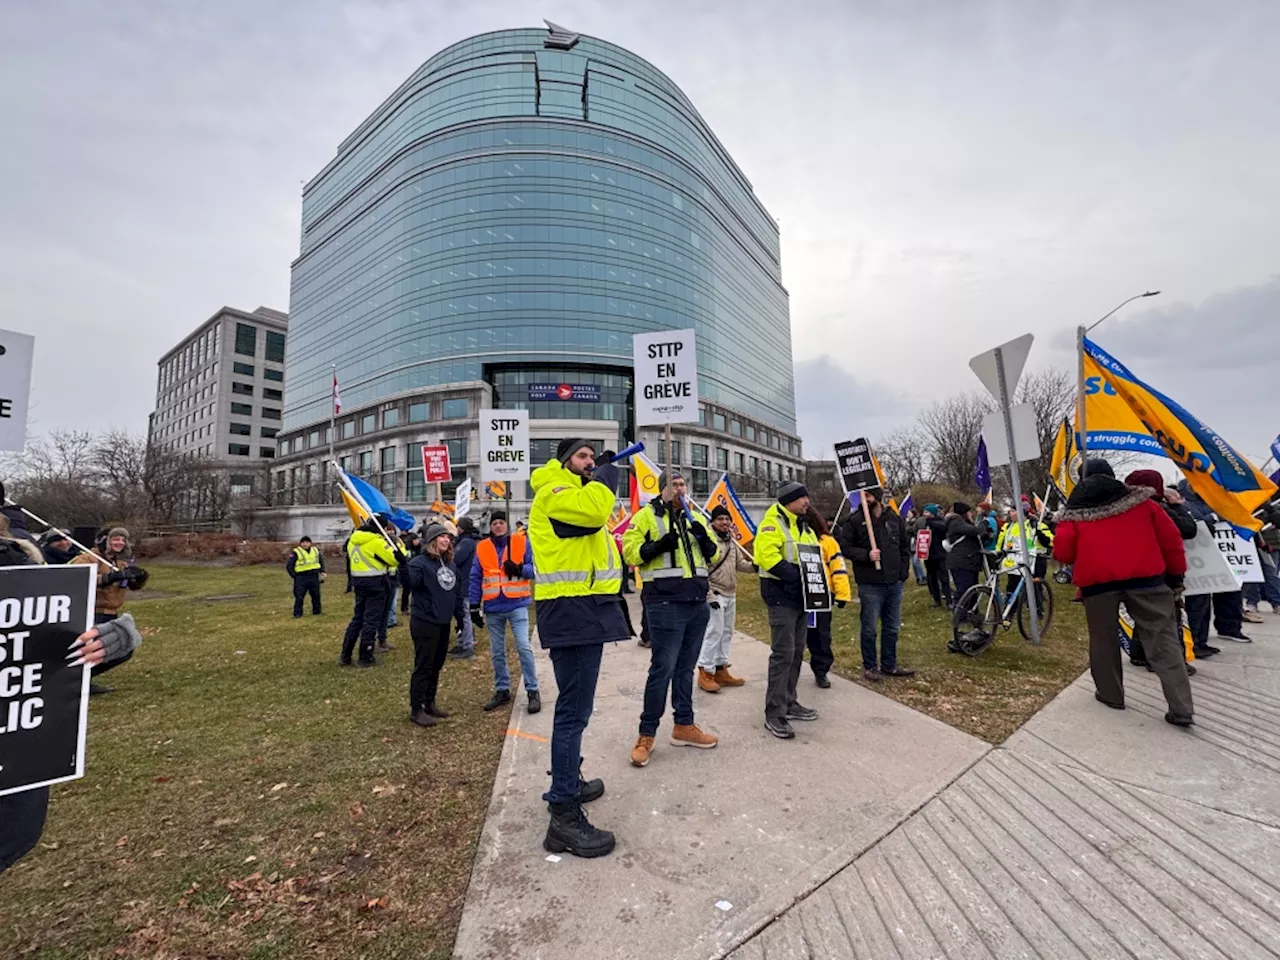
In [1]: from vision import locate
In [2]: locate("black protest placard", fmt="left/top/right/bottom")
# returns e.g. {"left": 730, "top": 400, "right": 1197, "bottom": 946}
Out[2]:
{"left": 833, "top": 438, "right": 879, "bottom": 493}
{"left": 797, "top": 542, "right": 832, "bottom": 613}
{"left": 0, "top": 564, "right": 95, "bottom": 797}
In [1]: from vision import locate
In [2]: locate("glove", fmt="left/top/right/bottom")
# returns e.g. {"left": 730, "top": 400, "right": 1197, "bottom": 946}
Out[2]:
{"left": 836, "top": 600, "right": 847, "bottom": 609}
{"left": 639, "top": 531, "right": 680, "bottom": 563}
{"left": 471, "top": 609, "right": 485, "bottom": 628}
{"left": 103, "top": 569, "right": 129, "bottom": 586}
{"left": 589, "top": 462, "right": 619, "bottom": 492}
{"left": 599, "top": 451, "right": 616, "bottom": 464}
{"left": 126, "top": 567, "right": 149, "bottom": 589}
{"left": 503, "top": 559, "right": 523, "bottom": 578}
{"left": 689, "top": 521, "right": 707, "bottom": 540}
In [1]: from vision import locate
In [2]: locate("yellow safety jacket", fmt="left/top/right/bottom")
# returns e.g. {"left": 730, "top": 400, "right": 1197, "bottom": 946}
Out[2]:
{"left": 347, "top": 530, "right": 400, "bottom": 578}
{"left": 755, "top": 503, "right": 819, "bottom": 608}
{"left": 528, "top": 459, "right": 622, "bottom": 601}
{"left": 996, "top": 520, "right": 1053, "bottom": 570}
{"left": 292, "top": 546, "right": 321, "bottom": 573}
{"left": 622, "top": 500, "right": 710, "bottom": 602}
{"left": 819, "top": 534, "right": 852, "bottom": 603}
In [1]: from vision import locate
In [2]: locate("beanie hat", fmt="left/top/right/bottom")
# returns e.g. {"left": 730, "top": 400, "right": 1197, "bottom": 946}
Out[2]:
{"left": 658, "top": 468, "right": 684, "bottom": 491}
{"left": 299, "top": 535, "right": 312, "bottom": 544}
{"left": 1125, "top": 469, "right": 1165, "bottom": 497}
{"left": 710, "top": 505, "right": 731, "bottom": 521}
{"left": 1082, "top": 458, "right": 1115, "bottom": 479}
{"left": 490, "top": 510, "right": 508, "bottom": 524}
{"left": 777, "top": 480, "right": 808, "bottom": 505}
{"left": 923, "top": 504, "right": 940, "bottom": 516}
{"left": 422, "top": 522, "right": 450, "bottom": 545}
{"left": 953, "top": 501, "right": 972, "bottom": 516}
{"left": 456, "top": 517, "right": 477, "bottom": 533}
{"left": 107, "top": 526, "right": 130, "bottom": 541}
{"left": 556, "top": 438, "right": 592, "bottom": 463}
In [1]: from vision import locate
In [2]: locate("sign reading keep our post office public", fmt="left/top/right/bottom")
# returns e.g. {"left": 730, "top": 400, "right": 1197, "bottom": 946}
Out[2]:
{"left": 1, "top": 564, "right": 95, "bottom": 797}
{"left": 421, "top": 445, "right": 452, "bottom": 484}
{"left": 479, "top": 409, "right": 530, "bottom": 483}
{"left": 797, "top": 542, "right": 832, "bottom": 613}
{"left": 0, "top": 327, "right": 35, "bottom": 453}
{"left": 833, "top": 438, "right": 880, "bottom": 493}
{"left": 633, "top": 329, "right": 698, "bottom": 426}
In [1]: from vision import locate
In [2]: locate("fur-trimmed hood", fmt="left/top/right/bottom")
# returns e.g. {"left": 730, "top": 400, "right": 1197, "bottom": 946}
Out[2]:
{"left": 1061, "top": 480, "right": 1153, "bottom": 523}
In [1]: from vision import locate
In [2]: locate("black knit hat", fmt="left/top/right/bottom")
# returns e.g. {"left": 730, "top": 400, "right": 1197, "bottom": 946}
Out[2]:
{"left": 953, "top": 501, "right": 972, "bottom": 516}
{"left": 490, "top": 510, "right": 508, "bottom": 523}
{"left": 1082, "top": 457, "right": 1114, "bottom": 479}
{"left": 556, "top": 438, "right": 593, "bottom": 463}
{"left": 777, "top": 481, "right": 808, "bottom": 505}
{"left": 710, "top": 505, "right": 731, "bottom": 520}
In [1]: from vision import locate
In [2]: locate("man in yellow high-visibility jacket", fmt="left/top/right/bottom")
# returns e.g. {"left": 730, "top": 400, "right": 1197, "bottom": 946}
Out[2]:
{"left": 286, "top": 535, "right": 326, "bottom": 617}
{"left": 341, "top": 517, "right": 404, "bottom": 667}
{"left": 530, "top": 438, "right": 630, "bottom": 860}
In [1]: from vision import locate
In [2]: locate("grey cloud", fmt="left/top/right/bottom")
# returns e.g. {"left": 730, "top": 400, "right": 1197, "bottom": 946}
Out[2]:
{"left": 793, "top": 357, "right": 916, "bottom": 459}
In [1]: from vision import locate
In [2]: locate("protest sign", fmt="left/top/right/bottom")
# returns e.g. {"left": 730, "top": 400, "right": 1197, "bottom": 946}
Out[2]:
{"left": 1181, "top": 522, "right": 1239, "bottom": 596}
{"left": 704, "top": 473, "right": 756, "bottom": 553}
{"left": 633, "top": 329, "right": 698, "bottom": 426}
{"left": 797, "top": 542, "right": 832, "bottom": 613}
{"left": 0, "top": 327, "right": 35, "bottom": 453}
{"left": 833, "top": 438, "right": 879, "bottom": 493}
{"left": 1117, "top": 602, "right": 1194, "bottom": 661}
{"left": 421, "top": 445, "right": 451, "bottom": 484}
{"left": 0, "top": 564, "right": 95, "bottom": 797}
{"left": 479, "top": 410, "right": 529, "bottom": 483}
{"left": 1211, "top": 522, "right": 1263, "bottom": 583}
{"left": 454, "top": 477, "right": 472, "bottom": 519}
{"left": 915, "top": 528, "right": 932, "bottom": 560}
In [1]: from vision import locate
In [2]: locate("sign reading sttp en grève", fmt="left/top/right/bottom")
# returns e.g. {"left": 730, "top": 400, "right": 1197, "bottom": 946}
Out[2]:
{"left": 632, "top": 329, "right": 698, "bottom": 426}
{"left": 479, "top": 409, "right": 530, "bottom": 483}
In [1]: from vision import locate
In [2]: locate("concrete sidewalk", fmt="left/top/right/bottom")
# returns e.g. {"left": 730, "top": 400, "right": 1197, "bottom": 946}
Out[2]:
{"left": 453, "top": 598, "right": 988, "bottom": 960}
{"left": 732, "top": 612, "right": 1280, "bottom": 959}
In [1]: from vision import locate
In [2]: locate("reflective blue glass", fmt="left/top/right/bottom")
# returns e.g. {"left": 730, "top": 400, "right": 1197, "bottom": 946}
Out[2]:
{"left": 284, "top": 28, "right": 795, "bottom": 437}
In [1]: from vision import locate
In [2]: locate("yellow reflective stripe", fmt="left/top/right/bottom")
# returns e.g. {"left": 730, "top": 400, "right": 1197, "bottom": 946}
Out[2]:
{"left": 758, "top": 515, "right": 798, "bottom": 579}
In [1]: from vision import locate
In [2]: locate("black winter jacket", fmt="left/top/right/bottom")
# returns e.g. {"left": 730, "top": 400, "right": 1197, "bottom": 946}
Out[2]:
{"left": 944, "top": 516, "right": 987, "bottom": 573}
{"left": 837, "top": 507, "right": 911, "bottom": 584}
{"left": 925, "top": 515, "right": 950, "bottom": 559}
{"left": 407, "top": 552, "right": 466, "bottom": 625}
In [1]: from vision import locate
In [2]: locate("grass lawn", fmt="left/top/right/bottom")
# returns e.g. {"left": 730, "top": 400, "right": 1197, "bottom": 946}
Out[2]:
{"left": 1, "top": 564, "right": 511, "bottom": 960}
{"left": 734, "top": 572, "right": 1091, "bottom": 743}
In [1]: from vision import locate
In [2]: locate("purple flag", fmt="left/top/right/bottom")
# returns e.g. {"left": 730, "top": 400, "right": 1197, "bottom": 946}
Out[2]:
{"left": 975, "top": 437, "right": 991, "bottom": 495}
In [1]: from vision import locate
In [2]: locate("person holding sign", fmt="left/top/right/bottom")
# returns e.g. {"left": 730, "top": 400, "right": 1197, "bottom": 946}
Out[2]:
{"left": 695, "top": 506, "right": 757, "bottom": 693}
{"left": 69, "top": 527, "right": 148, "bottom": 695}
{"left": 529, "top": 439, "right": 629, "bottom": 859}
{"left": 755, "top": 481, "right": 824, "bottom": 739}
{"left": 836, "top": 488, "right": 915, "bottom": 683}
{"left": 623, "top": 469, "right": 720, "bottom": 766}
{"left": 803, "top": 508, "right": 850, "bottom": 688}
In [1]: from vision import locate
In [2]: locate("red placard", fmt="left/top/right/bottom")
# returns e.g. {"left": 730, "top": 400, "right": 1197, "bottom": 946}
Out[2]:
{"left": 915, "top": 528, "right": 932, "bottom": 560}
{"left": 422, "top": 445, "right": 452, "bottom": 483}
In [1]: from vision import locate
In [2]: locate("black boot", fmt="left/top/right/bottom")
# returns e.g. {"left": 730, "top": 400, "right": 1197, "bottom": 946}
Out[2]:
{"left": 483, "top": 689, "right": 513, "bottom": 712}
{"left": 544, "top": 801, "right": 615, "bottom": 858}
{"left": 577, "top": 775, "right": 605, "bottom": 804}
{"left": 527, "top": 690, "right": 542, "bottom": 714}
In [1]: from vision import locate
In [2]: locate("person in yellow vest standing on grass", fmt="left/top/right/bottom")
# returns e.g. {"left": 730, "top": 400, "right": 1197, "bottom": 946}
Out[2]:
{"left": 286, "top": 535, "right": 326, "bottom": 618}
{"left": 342, "top": 516, "right": 405, "bottom": 667}
{"left": 470, "top": 511, "right": 541, "bottom": 715}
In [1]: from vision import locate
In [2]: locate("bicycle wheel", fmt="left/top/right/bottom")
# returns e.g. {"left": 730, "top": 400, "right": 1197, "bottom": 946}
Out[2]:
{"left": 952, "top": 585, "right": 996, "bottom": 656}
{"left": 1017, "top": 577, "right": 1054, "bottom": 640}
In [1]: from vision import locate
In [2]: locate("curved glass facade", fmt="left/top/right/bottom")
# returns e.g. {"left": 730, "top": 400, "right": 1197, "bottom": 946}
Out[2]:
{"left": 284, "top": 26, "right": 795, "bottom": 437}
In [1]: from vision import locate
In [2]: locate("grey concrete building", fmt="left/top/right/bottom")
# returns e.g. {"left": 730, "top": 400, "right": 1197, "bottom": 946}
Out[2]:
{"left": 148, "top": 305, "right": 288, "bottom": 494}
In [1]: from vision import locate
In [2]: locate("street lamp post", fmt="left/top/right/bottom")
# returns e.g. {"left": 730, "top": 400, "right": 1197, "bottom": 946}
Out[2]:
{"left": 1076, "top": 291, "right": 1161, "bottom": 477}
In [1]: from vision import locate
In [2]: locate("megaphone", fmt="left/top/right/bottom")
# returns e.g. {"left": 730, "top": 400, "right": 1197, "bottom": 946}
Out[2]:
{"left": 602, "top": 441, "right": 645, "bottom": 465}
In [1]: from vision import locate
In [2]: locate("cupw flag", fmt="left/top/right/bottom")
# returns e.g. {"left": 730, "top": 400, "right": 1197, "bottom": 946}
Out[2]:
{"left": 332, "top": 370, "right": 342, "bottom": 415}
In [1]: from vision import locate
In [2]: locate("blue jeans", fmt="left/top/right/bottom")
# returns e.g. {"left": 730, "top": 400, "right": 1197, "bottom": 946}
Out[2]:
{"left": 639, "top": 601, "right": 711, "bottom": 736}
{"left": 386, "top": 586, "right": 399, "bottom": 627}
{"left": 858, "top": 581, "right": 904, "bottom": 671}
{"left": 1244, "top": 551, "right": 1280, "bottom": 608}
{"left": 488, "top": 606, "right": 538, "bottom": 692}
{"left": 911, "top": 556, "right": 926, "bottom": 584}
{"left": 456, "top": 600, "right": 476, "bottom": 651}
{"left": 543, "top": 643, "right": 604, "bottom": 804}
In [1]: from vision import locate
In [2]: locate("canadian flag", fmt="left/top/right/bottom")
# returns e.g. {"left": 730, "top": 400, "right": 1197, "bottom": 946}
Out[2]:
{"left": 332, "top": 370, "right": 342, "bottom": 414}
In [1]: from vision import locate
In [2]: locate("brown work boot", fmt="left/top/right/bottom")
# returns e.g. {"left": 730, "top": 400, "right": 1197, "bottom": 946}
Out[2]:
{"left": 714, "top": 665, "right": 745, "bottom": 687}
{"left": 670, "top": 724, "right": 718, "bottom": 749}
{"left": 697, "top": 668, "right": 721, "bottom": 693}
{"left": 630, "top": 735, "right": 656, "bottom": 767}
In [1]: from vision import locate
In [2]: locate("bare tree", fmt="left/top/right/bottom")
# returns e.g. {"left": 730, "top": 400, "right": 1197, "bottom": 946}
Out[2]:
{"left": 873, "top": 426, "right": 930, "bottom": 495}
{"left": 916, "top": 392, "right": 994, "bottom": 492}
{"left": 1013, "top": 367, "right": 1076, "bottom": 498}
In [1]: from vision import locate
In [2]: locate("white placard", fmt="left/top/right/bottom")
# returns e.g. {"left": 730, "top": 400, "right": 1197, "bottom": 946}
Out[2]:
{"left": 0, "top": 327, "right": 35, "bottom": 453}
{"left": 454, "top": 477, "right": 472, "bottom": 519}
{"left": 633, "top": 328, "right": 698, "bottom": 426}
{"left": 1212, "top": 521, "right": 1264, "bottom": 583}
{"left": 1182, "top": 521, "right": 1240, "bottom": 596}
{"left": 981, "top": 404, "right": 1041, "bottom": 466}
{"left": 479, "top": 409, "right": 530, "bottom": 482}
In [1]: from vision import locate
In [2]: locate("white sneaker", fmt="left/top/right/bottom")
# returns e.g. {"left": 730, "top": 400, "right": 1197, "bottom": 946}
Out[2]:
{"left": 1217, "top": 631, "right": 1253, "bottom": 643}
{"left": 1242, "top": 609, "right": 1265, "bottom": 624}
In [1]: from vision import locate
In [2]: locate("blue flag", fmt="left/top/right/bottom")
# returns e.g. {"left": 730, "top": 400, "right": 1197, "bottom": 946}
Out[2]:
{"left": 975, "top": 437, "right": 991, "bottom": 497}
{"left": 898, "top": 490, "right": 915, "bottom": 518}
{"left": 1271, "top": 433, "right": 1280, "bottom": 465}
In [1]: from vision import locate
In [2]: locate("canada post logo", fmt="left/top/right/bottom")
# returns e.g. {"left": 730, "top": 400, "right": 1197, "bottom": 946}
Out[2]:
{"left": 528, "top": 383, "right": 601, "bottom": 402}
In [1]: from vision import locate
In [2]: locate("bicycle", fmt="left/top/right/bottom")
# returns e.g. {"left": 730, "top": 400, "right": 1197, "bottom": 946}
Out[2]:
{"left": 950, "top": 551, "right": 1054, "bottom": 655}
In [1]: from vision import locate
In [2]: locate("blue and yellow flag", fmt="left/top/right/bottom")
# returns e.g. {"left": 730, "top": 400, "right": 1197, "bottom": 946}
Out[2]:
{"left": 1083, "top": 338, "right": 1276, "bottom": 532}
{"left": 704, "top": 473, "right": 757, "bottom": 554}
{"left": 1049, "top": 418, "right": 1076, "bottom": 498}
{"left": 1081, "top": 351, "right": 1165, "bottom": 456}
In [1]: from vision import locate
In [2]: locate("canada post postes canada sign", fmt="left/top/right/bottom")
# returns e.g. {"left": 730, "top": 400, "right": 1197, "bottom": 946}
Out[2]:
{"left": 633, "top": 328, "right": 698, "bottom": 426}
{"left": 479, "top": 409, "right": 530, "bottom": 482}
{"left": 528, "top": 383, "right": 601, "bottom": 402}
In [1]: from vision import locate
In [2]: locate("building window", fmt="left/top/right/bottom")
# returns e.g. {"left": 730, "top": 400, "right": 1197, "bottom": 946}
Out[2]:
{"left": 697, "top": 408, "right": 706, "bottom": 426}
{"left": 383, "top": 407, "right": 400, "bottom": 428}
{"left": 441, "top": 467, "right": 468, "bottom": 499}
{"left": 734, "top": 452, "right": 744, "bottom": 473}
{"left": 339, "top": 455, "right": 351, "bottom": 472}
{"left": 358, "top": 451, "right": 373, "bottom": 474}
{"left": 444, "top": 437, "right": 467, "bottom": 463}
{"left": 308, "top": 430, "right": 320, "bottom": 448}
{"left": 259, "top": 447, "right": 275, "bottom": 459}
{"left": 658, "top": 440, "right": 682, "bottom": 464}
{"left": 342, "top": 421, "right": 355, "bottom": 440}
{"left": 229, "top": 422, "right": 251, "bottom": 436}
{"left": 261, "top": 426, "right": 277, "bottom": 438}
{"left": 230, "top": 474, "right": 254, "bottom": 496}
{"left": 764, "top": 460, "right": 773, "bottom": 479}
{"left": 265, "top": 331, "right": 286, "bottom": 363}
{"left": 730, "top": 420, "right": 742, "bottom": 437}
{"left": 691, "top": 469, "right": 709, "bottom": 497}
{"left": 442, "top": 398, "right": 468, "bottom": 419}
{"left": 746, "top": 425, "right": 756, "bottom": 443}
{"left": 232, "top": 382, "right": 253, "bottom": 396}
{"left": 750, "top": 456, "right": 759, "bottom": 476}
{"left": 713, "top": 413, "right": 726, "bottom": 432}
{"left": 232, "top": 362, "right": 254, "bottom": 376}
{"left": 234, "top": 323, "right": 256, "bottom": 357}
{"left": 230, "top": 402, "right": 252, "bottom": 416}
{"left": 264, "top": 388, "right": 283, "bottom": 401}
{"left": 261, "top": 407, "right": 281, "bottom": 420}
{"left": 380, "top": 448, "right": 396, "bottom": 471}
{"left": 228, "top": 443, "right": 250, "bottom": 456}
{"left": 691, "top": 443, "right": 708, "bottom": 467}
{"left": 408, "top": 401, "right": 429, "bottom": 423}
{"left": 264, "top": 367, "right": 283, "bottom": 382}
{"left": 361, "top": 413, "right": 375, "bottom": 434}
{"left": 716, "top": 448, "right": 728, "bottom": 471}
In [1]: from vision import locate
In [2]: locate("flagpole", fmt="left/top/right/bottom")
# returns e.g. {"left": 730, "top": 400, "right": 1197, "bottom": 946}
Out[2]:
{"left": 329, "top": 364, "right": 338, "bottom": 499}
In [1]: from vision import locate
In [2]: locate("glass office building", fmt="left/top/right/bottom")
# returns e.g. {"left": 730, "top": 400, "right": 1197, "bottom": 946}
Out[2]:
{"left": 275, "top": 23, "right": 800, "bottom": 512}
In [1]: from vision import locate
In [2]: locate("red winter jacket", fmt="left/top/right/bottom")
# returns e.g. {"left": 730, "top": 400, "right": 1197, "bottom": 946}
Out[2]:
{"left": 1053, "top": 482, "right": 1186, "bottom": 597}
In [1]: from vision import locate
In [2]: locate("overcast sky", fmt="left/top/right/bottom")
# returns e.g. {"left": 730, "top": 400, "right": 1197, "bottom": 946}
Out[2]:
{"left": 2, "top": 0, "right": 1277, "bottom": 467}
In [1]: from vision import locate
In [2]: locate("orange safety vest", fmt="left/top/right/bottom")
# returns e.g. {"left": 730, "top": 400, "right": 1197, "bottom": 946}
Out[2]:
{"left": 476, "top": 533, "right": 532, "bottom": 601}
